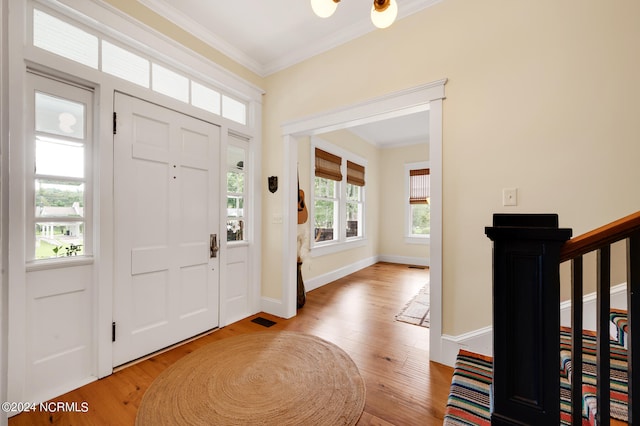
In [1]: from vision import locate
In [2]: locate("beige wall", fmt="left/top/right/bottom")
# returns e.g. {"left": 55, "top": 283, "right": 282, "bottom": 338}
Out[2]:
{"left": 263, "top": 0, "right": 640, "bottom": 335}
{"left": 378, "top": 143, "right": 429, "bottom": 261}
{"left": 110, "top": 0, "right": 640, "bottom": 336}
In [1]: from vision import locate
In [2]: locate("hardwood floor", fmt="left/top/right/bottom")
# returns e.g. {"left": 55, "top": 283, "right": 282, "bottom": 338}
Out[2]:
{"left": 9, "top": 262, "right": 454, "bottom": 425}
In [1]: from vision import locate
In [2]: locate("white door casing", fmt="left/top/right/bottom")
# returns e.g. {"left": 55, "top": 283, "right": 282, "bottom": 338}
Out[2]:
{"left": 113, "top": 93, "right": 220, "bottom": 366}
{"left": 280, "top": 80, "right": 446, "bottom": 362}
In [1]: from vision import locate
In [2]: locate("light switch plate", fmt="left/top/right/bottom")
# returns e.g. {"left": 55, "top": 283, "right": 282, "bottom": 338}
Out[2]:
{"left": 503, "top": 188, "right": 517, "bottom": 206}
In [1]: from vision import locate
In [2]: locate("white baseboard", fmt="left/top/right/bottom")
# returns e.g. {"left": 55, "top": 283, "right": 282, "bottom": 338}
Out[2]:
{"left": 439, "top": 282, "right": 629, "bottom": 367}
{"left": 260, "top": 296, "right": 292, "bottom": 319}
{"left": 378, "top": 254, "right": 429, "bottom": 267}
{"left": 560, "top": 282, "right": 627, "bottom": 330}
{"left": 25, "top": 375, "right": 97, "bottom": 415}
{"left": 441, "top": 326, "right": 493, "bottom": 367}
{"left": 304, "top": 256, "right": 379, "bottom": 292}
{"left": 260, "top": 255, "right": 425, "bottom": 318}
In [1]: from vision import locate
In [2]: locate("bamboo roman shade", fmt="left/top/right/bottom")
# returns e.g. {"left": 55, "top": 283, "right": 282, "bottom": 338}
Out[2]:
{"left": 409, "top": 168, "right": 430, "bottom": 204}
{"left": 315, "top": 148, "right": 343, "bottom": 181}
{"left": 346, "top": 161, "right": 365, "bottom": 186}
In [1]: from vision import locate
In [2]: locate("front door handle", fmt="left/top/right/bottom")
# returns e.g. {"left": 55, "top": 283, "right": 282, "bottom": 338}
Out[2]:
{"left": 210, "top": 234, "right": 219, "bottom": 258}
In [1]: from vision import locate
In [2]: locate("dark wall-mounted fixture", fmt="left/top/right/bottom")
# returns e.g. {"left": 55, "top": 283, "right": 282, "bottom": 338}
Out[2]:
{"left": 268, "top": 176, "right": 278, "bottom": 193}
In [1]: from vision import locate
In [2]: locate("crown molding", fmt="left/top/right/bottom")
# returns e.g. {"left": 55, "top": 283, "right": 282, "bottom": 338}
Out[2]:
{"left": 139, "top": 0, "right": 442, "bottom": 77}
{"left": 268, "top": 0, "right": 444, "bottom": 75}
{"left": 138, "top": 0, "right": 264, "bottom": 76}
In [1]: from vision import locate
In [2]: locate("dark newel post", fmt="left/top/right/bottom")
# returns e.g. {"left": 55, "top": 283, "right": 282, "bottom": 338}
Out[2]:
{"left": 485, "top": 214, "right": 571, "bottom": 426}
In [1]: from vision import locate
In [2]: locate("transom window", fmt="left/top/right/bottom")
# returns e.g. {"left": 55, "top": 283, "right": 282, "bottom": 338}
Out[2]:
{"left": 32, "top": 7, "right": 247, "bottom": 125}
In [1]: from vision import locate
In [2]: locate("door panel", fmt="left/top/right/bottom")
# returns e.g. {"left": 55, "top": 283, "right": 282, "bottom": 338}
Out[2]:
{"left": 131, "top": 247, "right": 169, "bottom": 275}
{"left": 131, "top": 271, "right": 169, "bottom": 331}
{"left": 113, "top": 93, "right": 220, "bottom": 366}
{"left": 179, "top": 265, "right": 208, "bottom": 317}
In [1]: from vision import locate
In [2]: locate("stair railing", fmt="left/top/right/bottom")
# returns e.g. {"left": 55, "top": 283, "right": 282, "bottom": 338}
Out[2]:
{"left": 486, "top": 211, "right": 640, "bottom": 425}
{"left": 559, "top": 211, "right": 640, "bottom": 426}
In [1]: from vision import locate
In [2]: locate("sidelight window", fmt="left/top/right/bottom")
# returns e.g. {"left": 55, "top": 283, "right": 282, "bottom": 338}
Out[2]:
{"left": 227, "top": 135, "right": 249, "bottom": 242}
{"left": 27, "top": 73, "right": 93, "bottom": 261}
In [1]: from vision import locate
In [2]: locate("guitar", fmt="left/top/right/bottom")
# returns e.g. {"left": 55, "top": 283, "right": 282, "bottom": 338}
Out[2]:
{"left": 297, "top": 171, "right": 308, "bottom": 224}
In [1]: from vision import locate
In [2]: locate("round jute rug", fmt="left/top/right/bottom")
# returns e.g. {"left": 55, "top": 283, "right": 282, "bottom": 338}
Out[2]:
{"left": 135, "top": 330, "right": 366, "bottom": 426}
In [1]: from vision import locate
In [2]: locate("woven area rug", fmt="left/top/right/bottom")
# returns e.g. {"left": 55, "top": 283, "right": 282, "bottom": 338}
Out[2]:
{"left": 395, "top": 284, "right": 429, "bottom": 327}
{"left": 136, "top": 331, "right": 365, "bottom": 426}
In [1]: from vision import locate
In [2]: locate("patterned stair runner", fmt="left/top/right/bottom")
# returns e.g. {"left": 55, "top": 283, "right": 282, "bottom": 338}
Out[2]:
{"left": 444, "top": 328, "right": 629, "bottom": 425}
{"left": 610, "top": 309, "right": 628, "bottom": 348}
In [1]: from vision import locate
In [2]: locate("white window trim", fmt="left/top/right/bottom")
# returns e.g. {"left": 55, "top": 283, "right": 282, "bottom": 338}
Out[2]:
{"left": 30, "top": 5, "right": 250, "bottom": 125}
{"left": 25, "top": 72, "right": 95, "bottom": 267}
{"left": 310, "top": 137, "right": 367, "bottom": 256}
{"left": 405, "top": 161, "right": 430, "bottom": 244}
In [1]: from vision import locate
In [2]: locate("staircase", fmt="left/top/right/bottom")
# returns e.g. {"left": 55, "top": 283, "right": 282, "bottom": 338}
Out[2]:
{"left": 443, "top": 313, "right": 630, "bottom": 426}
{"left": 445, "top": 211, "right": 640, "bottom": 425}
{"left": 561, "top": 324, "right": 628, "bottom": 425}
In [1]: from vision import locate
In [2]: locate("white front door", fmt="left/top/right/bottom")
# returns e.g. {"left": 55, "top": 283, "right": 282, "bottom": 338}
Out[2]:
{"left": 113, "top": 93, "right": 220, "bottom": 366}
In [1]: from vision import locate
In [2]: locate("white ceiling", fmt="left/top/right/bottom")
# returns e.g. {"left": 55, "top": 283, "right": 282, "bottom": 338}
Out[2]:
{"left": 139, "top": 0, "right": 435, "bottom": 146}
{"left": 346, "top": 110, "right": 429, "bottom": 147}
{"left": 140, "top": 0, "right": 441, "bottom": 77}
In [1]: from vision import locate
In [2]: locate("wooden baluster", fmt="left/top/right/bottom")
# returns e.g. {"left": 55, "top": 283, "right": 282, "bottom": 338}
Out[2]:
{"left": 571, "top": 256, "right": 584, "bottom": 426}
{"left": 628, "top": 232, "right": 640, "bottom": 424}
{"left": 597, "top": 245, "right": 611, "bottom": 426}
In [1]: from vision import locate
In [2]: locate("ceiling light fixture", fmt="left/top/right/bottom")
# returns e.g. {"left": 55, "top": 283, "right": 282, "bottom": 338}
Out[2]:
{"left": 310, "top": 0, "right": 399, "bottom": 29}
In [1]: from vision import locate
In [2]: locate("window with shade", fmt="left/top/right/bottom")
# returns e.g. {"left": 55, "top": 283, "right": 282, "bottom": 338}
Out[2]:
{"left": 346, "top": 161, "right": 365, "bottom": 238}
{"left": 312, "top": 144, "right": 366, "bottom": 248}
{"left": 407, "top": 163, "right": 430, "bottom": 238}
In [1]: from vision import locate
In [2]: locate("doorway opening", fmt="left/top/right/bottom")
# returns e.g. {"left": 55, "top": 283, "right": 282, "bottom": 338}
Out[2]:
{"left": 281, "top": 79, "right": 447, "bottom": 362}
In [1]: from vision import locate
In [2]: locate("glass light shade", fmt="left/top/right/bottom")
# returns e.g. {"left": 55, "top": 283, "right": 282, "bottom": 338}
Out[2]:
{"left": 371, "top": 0, "right": 398, "bottom": 29}
{"left": 311, "top": 0, "right": 338, "bottom": 18}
